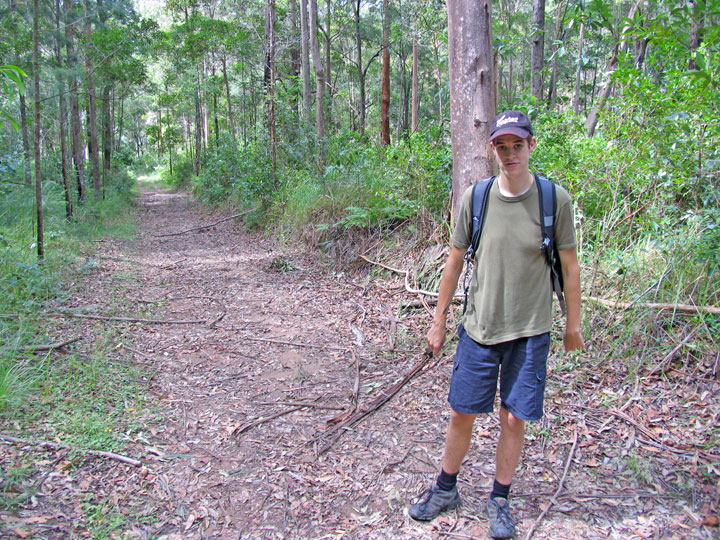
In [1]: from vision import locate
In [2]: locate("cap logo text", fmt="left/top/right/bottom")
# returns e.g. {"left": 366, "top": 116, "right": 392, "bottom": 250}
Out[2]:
{"left": 496, "top": 116, "right": 519, "bottom": 127}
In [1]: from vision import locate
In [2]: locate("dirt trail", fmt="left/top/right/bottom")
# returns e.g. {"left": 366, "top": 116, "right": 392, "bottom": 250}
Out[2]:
{"left": 4, "top": 184, "right": 715, "bottom": 540}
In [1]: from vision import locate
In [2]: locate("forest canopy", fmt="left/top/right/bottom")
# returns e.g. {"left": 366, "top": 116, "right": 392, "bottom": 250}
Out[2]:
{"left": 0, "top": 0, "right": 718, "bottom": 304}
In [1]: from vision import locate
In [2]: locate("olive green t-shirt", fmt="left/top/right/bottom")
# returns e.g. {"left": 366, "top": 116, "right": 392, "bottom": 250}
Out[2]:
{"left": 451, "top": 179, "right": 577, "bottom": 345}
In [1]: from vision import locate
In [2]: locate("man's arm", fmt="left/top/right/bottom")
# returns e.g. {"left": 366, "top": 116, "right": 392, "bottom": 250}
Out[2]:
{"left": 426, "top": 244, "right": 467, "bottom": 355}
{"left": 558, "top": 247, "right": 585, "bottom": 352}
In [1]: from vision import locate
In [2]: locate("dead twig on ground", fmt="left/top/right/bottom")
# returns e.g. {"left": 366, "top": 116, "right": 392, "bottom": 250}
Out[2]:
{"left": 253, "top": 400, "right": 346, "bottom": 410}
{"left": 0, "top": 433, "right": 141, "bottom": 467}
{"left": 359, "top": 255, "right": 464, "bottom": 300}
{"left": 16, "top": 337, "right": 82, "bottom": 352}
{"left": 152, "top": 209, "right": 256, "bottom": 237}
{"left": 232, "top": 407, "right": 303, "bottom": 436}
{"left": 236, "top": 334, "right": 349, "bottom": 352}
{"left": 585, "top": 296, "right": 720, "bottom": 315}
{"left": 315, "top": 349, "right": 434, "bottom": 455}
{"left": 525, "top": 429, "right": 578, "bottom": 540}
{"left": 50, "top": 311, "right": 222, "bottom": 326}
{"left": 647, "top": 325, "right": 700, "bottom": 376}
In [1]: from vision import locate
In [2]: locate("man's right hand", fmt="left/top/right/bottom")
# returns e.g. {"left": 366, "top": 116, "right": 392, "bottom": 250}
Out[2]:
{"left": 426, "top": 321, "right": 447, "bottom": 356}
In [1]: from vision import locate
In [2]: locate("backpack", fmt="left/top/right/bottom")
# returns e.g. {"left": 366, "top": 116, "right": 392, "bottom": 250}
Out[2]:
{"left": 462, "top": 173, "right": 566, "bottom": 316}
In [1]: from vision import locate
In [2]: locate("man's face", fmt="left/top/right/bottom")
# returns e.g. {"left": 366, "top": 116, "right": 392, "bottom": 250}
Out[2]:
{"left": 490, "top": 134, "right": 536, "bottom": 178}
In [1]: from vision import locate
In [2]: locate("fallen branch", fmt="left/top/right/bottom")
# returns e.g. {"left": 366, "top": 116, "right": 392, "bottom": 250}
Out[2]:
{"left": 253, "top": 400, "right": 346, "bottom": 411}
{"left": 153, "top": 208, "right": 256, "bottom": 238}
{"left": 0, "top": 433, "right": 141, "bottom": 467}
{"left": 586, "top": 406, "right": 720, "bottom": 462}
{"left": 51, "top": 312, "right": 212, "bottom": 325}
{"left": 17, "top": 337, "right": 82, "bottom": 352}
{"left": 359, "top": 255, "right": 465, "bottom": 300}
{"left": 316, "top": 350, "right": 434, "bottom": 455}
{"left": 238, "top": 335, "right": 349, "bottom": 352}
{"left": 585, "top": 296, "right": 720, "bottom": 315}
{"left": 525, "top": 429, "right": 578, "bottom": 540}
{"left": 232, "top": 406, "right": 302, "bottom": 436}
{"left": 647, "top": 325, "right": 700, "bottom": 376}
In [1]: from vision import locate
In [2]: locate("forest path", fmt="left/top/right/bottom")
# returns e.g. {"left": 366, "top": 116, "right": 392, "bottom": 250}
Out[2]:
{"left": 113, "top": 184, "right": 691, "bottom": 540}
{"left": 9, "top": 183, "right": 713, "bottom": 540}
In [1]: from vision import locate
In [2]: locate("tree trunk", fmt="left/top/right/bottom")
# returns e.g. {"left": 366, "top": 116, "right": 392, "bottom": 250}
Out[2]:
{"left": 33, "top": 0, "right": 43, "bottom": 260}
{"left": 309, "top": 0, "right": 325, "bottom": 163}
{"left": 689, "top": 0, "right": 701, "bottom": 70}
{"left": 201, "top": 62, "right": 208, "bottom": 148}
{"left": 65, "top": 0, "right": 85, "bottom": 202}
{"left": 354, "top": 0, "right": 366, "bottom": 135}
{"left": 19, "top": 93, "right": 32, "bottom": 185}
{"left": 194, "top": 70, "right": 202, "bottom": 174}
{"left": 547, "top": 0, "right": 564, "bottom": 109}
{"left": 530, "top": 0, "right": 545, "bottom": 102}
{"left": 116, "top": 92, "right": 124, "bottom": 151}
{"left": 411, "top": 34, "right": 418, "bottom": 133}
{"left": 102, "top": 83, "right": 112, "bottom": 192}
{"left": 221, "top": 56, "right": 236, "bottom": 142}
{"left": 324, "top": 0, "right": 333, "bottom": 130}
{"left": 265, "top": 0, "right": 277, "bottom": 183}
{"left": 56, "top": 0, "right": 73, "bottom": 219}
{"left": 300, "top": 0, "right": 312, "bottom": 121}
{"left": 84, "top": 13, "right": 101, "bottom": 191}
{"left": 380, "top": 0, "right": 390, "bottom": 145}
{"left": 585, "top": 0, "right": 640, "bottom": 137}
{"left": 447, "top": 0, "right": 496, "bottom": 217}
{"left": 431, "top": 34, "right": 444, "bottom": 127}
{"left": 584, "top": 45, "right": 617, "bottom": 137}
{"left": 289, "top": 0, "right": 301, "bottom": 118}
{"left": 573, "top": 20, "right": 585, "bottom": 115}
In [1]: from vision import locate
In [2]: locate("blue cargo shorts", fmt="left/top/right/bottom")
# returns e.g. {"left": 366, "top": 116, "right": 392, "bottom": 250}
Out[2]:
{"left": 448, "top": 324, "right": 550, "bottom": 421}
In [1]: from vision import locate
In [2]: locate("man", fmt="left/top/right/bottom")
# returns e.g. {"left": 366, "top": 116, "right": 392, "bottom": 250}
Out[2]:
{"left": 408, "top": 111, "right": 584, "bottom": 539}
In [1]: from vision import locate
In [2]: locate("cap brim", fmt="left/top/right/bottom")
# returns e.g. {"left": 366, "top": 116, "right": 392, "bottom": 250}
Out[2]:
{"left": 490, "top": 127, "right": 531, "bottom": 143}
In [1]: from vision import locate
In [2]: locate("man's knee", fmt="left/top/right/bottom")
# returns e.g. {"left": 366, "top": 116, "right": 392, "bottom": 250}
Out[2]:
{"left": 449, "top": 410, "right": 476, "bottom": 430}
{"left": 500, "top": 408, "right": 525, "bottom": 434}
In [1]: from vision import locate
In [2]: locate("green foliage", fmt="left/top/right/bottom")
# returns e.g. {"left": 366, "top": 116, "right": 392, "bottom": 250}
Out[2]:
{"left": 0, "top": 182, "right": 138, "bottom": 411}
{"left": 0, "top": 64, "right": 27, "bottom": 130}
{"left": 191, "top": 134, "right": 272, "bottom": 206}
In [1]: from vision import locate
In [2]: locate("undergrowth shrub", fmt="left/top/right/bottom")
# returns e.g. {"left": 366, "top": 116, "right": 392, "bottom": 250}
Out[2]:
{"left": 192, "top": 134, "right": 272, "bottom": 207}
{"left": 0, "top": 180, "right": 137, "bottom": 410}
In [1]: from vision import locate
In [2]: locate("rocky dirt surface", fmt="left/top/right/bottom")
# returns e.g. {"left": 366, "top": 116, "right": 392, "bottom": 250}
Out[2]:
{"left": 2, "top": 184, "right": 718, "bottom": 540}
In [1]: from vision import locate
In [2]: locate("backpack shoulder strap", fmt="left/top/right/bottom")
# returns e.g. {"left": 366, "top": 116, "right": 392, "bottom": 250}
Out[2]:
{"left": 467, "top": 176, "right": 495, "bottom": 261}
{"left": 535, "top": 174, "right": 556, "bottom": 243}
{"left": 535, "top": 174, "right": 566, "bottom": 315}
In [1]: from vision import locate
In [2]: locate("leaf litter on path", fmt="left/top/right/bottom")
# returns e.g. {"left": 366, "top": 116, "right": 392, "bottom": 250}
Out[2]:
{"left": 1, "top": 185, "right": 718, "bottom": 539}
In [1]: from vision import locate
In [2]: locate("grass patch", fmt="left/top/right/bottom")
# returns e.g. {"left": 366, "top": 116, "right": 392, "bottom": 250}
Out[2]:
{"left": 0, "top": 178, "right": 147, "bottom": 523}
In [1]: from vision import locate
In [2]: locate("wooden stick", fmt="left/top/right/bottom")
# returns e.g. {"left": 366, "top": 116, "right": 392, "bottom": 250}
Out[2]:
{"left": 525, "top": 429, "right": 578, "bottom": 540}
{"left": 647, "top": 325, "right": 700, "bottom": 376}
{"left": 232, "top": 407, "right": 303, "bottom": 436}
{"left": 585, "top": 296, "right": 720, "bottom": 315}
{"left": 253, "top": 401, "right": 346, "bottom": 410}
{"left": 51, "top": 312, "right": 209, "bottom": 325}
{"left": 358, "top": 255, "right": 464, "bottom": 300}
{"left": 316, "top": 350, "right": 433, "bottom": 454}
{"left": 152, "top": 209, "right": 256, "bottom": 237}
{"left": 239, "top": 335, "right": 349, "bottom": 352}
{"left": 0, "top": 433, "right": 141, "bottom": 467}
{"left": 16, "top": 337, "right": 82, "bottom": 352}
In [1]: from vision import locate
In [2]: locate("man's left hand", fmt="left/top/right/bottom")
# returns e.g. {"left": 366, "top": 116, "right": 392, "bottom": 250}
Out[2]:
{"left": 563, "top": 330, "right": 585, "bottom": 352}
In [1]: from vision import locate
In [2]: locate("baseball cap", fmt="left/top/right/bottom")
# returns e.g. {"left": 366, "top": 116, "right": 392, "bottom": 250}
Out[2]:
{"left": 489, "top": 111, "right": 533, "bottom": 142}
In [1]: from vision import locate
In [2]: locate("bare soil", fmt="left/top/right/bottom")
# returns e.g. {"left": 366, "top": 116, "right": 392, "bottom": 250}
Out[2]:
{"left": 2, "top": 184, "right": 718, "bottom": 540}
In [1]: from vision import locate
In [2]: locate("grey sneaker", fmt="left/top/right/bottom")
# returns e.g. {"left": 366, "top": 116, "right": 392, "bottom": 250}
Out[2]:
{"left": 409, "top": 485, "right": 461, "bottom": 521}
{"left": 486, "top": 496, "right": 516, "bottom": 538}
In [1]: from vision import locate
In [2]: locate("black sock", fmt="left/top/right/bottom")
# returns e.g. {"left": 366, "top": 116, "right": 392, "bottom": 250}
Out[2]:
{"left": 436, "top": 469, "right": 458, "bottom": 492}
{"left": 490, "top": 479, "right": 511, "bottom": 500}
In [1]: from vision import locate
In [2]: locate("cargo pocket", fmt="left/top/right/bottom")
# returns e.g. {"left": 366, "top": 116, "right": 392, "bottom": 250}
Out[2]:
{"left": 534, "top": 365, "right": 547, "bottom": 416}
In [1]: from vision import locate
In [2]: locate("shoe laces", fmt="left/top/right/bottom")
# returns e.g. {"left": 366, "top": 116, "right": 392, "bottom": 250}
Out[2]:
{"left": 493, "top": 498, "right": 514, "bottom": 527}
{"left": 415, "top": 487, "right": 436, "bottom": 505}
